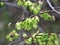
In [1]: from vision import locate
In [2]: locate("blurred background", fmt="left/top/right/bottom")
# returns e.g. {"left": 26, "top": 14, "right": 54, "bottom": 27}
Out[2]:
{"left": 0, "top": 0, "right": 60, "bottom": 45}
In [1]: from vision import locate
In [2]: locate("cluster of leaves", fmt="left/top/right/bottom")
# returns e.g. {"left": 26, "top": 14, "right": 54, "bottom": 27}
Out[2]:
{"left": 25, "top": 33, "right": 59, "bottom": 45}
{"left": 40, "top": 12, "right": 55, "bottom": 21}
{"left": 6, "top": 0, "right": 57, "bottom": 45}
{"left": 17, "top": 0, "right": 41, "bottom": 15}
{"left": 16, "top": 16, "right": 39, "bottom": 31}
{"left": 6, "top": 30, "right": 19, "bottom": 41}
{"left": 17, "top": 0, "right": 54, "bottom": 21}
{"left": 6, "top": 16, "right": 39, "bottom": 41}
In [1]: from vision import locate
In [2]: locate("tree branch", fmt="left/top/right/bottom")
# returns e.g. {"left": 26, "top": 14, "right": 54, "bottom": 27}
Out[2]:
{"left": 46, "top": 0, "right": 60, "bottom": 14}
{"left": 9, "top": 39, "right": 24, "bottom": 45}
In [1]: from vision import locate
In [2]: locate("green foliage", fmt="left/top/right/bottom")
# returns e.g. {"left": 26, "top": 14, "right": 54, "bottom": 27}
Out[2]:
{"left": 17, "top": 0, "right": 23, "bottom": 6}
{"left": 40, "top": 12, "right": 53, "bottom": 21}
{"left": 17, "top": 0, "right": 41, "bottom": 15}
{"left": 22, "top": 33, "right": 28, "bottom": 38}
{"left": 0, "top": 2, "right": 4, "bottom": 6}
{"left": 6, "top": 30, "right": 19, "bottom": 41}
{"left": 16, "top": 16, "right": 39, "bottom": 31}
{"left": 23, "top": 0, "right": 32, "bottom": 7}
{"left": 28, "top": 3, "right": 41, "bottom": 15}
{"left": 25, "top": 37, "right": 32, "bottom": 44}
{"left": 6, "top": 0, "right": 59, "bottom": 45}
{"left": 25, "top": 33, "right": 59, "bottom": 45}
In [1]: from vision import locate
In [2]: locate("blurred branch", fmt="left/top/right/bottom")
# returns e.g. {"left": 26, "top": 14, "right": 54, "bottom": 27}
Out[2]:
{"left": 47, "top": 0, "right": 60, "bottom": 14}
{"left": 9, "top": 30, "right": 40, "bottom": 45}
{"left": 9, "top": 39, "right": 24, "bottom": 45}
{"left": 8, "top": 9, "right": 56, "bottom": 27}
{"left": 38, "top": 26, "right": 44, "bottom": 33}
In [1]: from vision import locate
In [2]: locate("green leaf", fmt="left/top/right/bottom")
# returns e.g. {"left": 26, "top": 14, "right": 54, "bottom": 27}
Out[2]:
{"left": 36, "top": 36, "right": 41, "bottom": 39}
{"left": 26, "top": 0, "right": 32, "bottom": 6}
{"left": 33, "top": 24, "right": 37, "bottom": 29}
{"left": 40, "top": 13, "right": 52, "bottom": 21}
{"left": 0, "top": 2, "right": 4, "bottom": 6}
{"left": 29, "top": 5, "right": 35, "bottom": 12}
{"left": 9, "top": 38, "right": 13, "bottom": 41}
{"left": 23, "top": 1, "right": 28, "bottom": 7}
{"left": 17, "top": 0, "right": 22, "bottom": 6}
{"left": 25, "top": 38, "right": 32, "bottom": 44}
{"left": 16, "top": 22, "right": 22, "bottom": 30}
{"left": 22, "top": 33, "right": 27, "bottom": 38}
